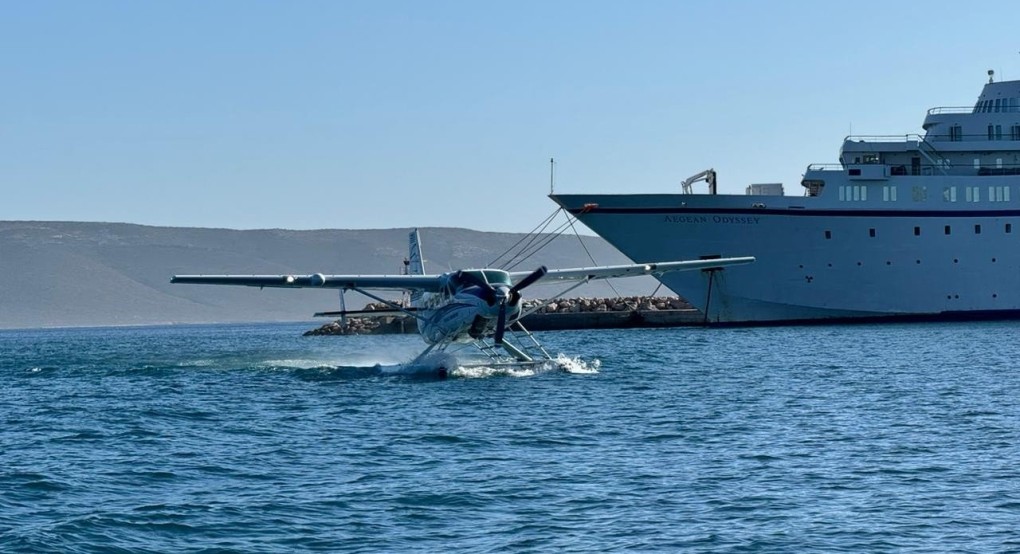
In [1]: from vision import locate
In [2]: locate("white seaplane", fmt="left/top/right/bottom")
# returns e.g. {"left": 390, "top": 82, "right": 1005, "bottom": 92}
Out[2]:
{"left": 172, "top": 229, "right": 753, "bottom": 372}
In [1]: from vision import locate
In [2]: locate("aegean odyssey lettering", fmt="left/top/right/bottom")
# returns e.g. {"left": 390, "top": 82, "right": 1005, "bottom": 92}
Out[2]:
{"left": 664, "top": 215, "right": 760, "bottom": 224}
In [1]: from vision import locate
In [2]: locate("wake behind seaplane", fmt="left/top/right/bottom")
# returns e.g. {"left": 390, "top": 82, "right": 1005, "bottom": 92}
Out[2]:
{"left": 172, "top": 229, "right": 754, "bottom": 372}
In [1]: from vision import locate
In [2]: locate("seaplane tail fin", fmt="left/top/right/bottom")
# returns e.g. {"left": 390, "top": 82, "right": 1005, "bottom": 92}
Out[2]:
{"left": 408, "top": 228, "right": 426, "bottom": 275}
{"left": 408, "top": 228, "right": 426, "bottom": 307}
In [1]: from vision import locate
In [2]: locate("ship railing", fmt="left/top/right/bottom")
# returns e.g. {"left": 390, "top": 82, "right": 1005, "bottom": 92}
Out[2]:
{"left": 929, "top": 105, "right": 1020, "bottom": 115}
{"left": 806, "top": 162, "right": 1020, "bottom": 177}
{"left": 914, "top": 137, "right": 947, "bottom": 175}
{"left": 806, "top": 163, "right": 843, "bottom": 171}
{"left": 926, "top": 133, "right": 1020, "bottom": 142}
{"left": 927, "top": 106, "right": 977, "bottom": 115}
{"left": 844, "top": 134, "right": 928, "bottom": 143}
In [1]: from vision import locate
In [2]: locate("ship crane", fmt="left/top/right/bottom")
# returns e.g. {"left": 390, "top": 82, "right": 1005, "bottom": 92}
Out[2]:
{"left": 681, "top": 168, "right": 717, "bottom": 195}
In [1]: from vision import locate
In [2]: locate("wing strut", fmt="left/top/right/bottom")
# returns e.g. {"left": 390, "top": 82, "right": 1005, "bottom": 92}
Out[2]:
{"left": 340, "top": 287, "right": 428, "bottom": 323}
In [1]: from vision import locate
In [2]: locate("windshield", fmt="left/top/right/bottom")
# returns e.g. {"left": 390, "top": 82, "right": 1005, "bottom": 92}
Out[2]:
{"left": 446, "top": 269, "right": 511, "bottom": 292}
{"left": 481, "top": 270, "right": 511, "bottom": 286}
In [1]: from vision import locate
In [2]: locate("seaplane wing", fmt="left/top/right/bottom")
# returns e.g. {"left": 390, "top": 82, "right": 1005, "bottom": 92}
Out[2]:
{"left": 507, "top": 256, "right": 756, "bottom": 283}
{"left": 169, "top": 274, "right": 445, "bottom": 292}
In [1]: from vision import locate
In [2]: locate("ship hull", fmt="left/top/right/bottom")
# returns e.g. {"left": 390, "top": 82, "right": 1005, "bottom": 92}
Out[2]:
{"left": 551, "top": 193, "right": 1020, "bottom": 324}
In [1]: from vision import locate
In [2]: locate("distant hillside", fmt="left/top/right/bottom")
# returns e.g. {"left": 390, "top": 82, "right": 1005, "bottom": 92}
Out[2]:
{"left": 0, "top": 221, "right": 671, "bottom": 329}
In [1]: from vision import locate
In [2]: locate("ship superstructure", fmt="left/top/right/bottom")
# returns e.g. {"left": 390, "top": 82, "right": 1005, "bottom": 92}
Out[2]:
{"left": 551, "top": 73, "right": 1020, "bottom": 323}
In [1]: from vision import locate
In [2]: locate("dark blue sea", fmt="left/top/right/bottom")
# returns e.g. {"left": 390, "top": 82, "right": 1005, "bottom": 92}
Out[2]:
{"left": 4, "top": 322, "right": 1020, "bottom": 552}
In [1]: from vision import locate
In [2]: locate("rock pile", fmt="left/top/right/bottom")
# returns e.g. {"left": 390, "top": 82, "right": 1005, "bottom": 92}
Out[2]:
{"left": 303, "top": 296, "right": 695, "bottom": 336}
{"left": 520, "top": 295, "right": 692, "bottom": 314}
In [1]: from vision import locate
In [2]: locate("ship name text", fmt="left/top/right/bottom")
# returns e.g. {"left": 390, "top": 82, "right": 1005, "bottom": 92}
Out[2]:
{"left": 664, "top": 215, "right": 760, "bottom": 225}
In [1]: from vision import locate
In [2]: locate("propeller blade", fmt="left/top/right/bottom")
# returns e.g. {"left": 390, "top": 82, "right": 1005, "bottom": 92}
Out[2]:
{"left": 510, "top": 266, "right": 547, "bottom": 295}
{"left": 494, "top": 301, "right": 508, "bottom": 344}
{"left": 454, "top": 270, "right": 496, "bottom": 304}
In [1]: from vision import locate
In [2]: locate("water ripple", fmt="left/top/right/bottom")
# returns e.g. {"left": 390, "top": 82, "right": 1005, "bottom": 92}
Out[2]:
{"left": 5, "top": 322, "right": 1020, "bottom": 551}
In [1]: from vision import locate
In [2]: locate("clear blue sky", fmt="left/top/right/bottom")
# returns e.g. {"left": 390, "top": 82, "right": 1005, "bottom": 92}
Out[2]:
{"left": 4, "top": 1, "right": 1020, "bottom": 233}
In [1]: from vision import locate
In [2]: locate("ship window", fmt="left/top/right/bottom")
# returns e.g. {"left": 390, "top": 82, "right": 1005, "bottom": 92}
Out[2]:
{"left": 912, "top": 186, "right": 927, "bottom": 201}
{"left": 943, "top": 186, "right": 957, "bottom": 202}
{"left": 989, "top": 125, "right": 995, "bottom": 140}
{"left": 1007, "top": 223, "right": 1013, "bottom": 233}
{"left": 863, "top": 153, "right": 880, "bottom": 164}
{"left": 945, "top": 225, "right": 952, "bottom": 235}
{"left": 1012, "top": 126, "right": 1020, "bottom": 141}
{"left": 975, "top": 158, "right": 981, "bottom": 169}
{"left": 975, "top": 224, "right": 982, "bottom": 234}
{"left": 882, "top": 186, "right": 897, "bottom": 201}
{"left": 825, "top": 230, "right": 832, "bottom": 239}
{"left": 914, "top": 226, "right": 921, "bottom": 236}
{"left": 989, "top": 186, "right": 1010, "bottom": 202}
{"left": 995, "top": 99, "right": 1002, "bottom": 112}
{"left": 950, "top": 125, "right": 963, "bottom": 141}
{"left": 965, "top": 186, "right": 981, "bottom": 202}
{"left": 838, "top": 186, "right": 845, "bottom": 201}
{"left": 995, "top": 126, "right": 1003, "bottom": 140}
{"left": 997, "top": 158, "right": 1003, "bottom": 169}
{"left": 852, "top": 186, "right": 860, "bottom": 201}
{"left": 869, "top": 228, "right": 876, "bottom": 238}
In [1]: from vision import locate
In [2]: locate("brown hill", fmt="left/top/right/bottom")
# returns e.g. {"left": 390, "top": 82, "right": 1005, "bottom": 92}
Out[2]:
{"left": 0, "top": 222, "right": 669, "bottom": 328}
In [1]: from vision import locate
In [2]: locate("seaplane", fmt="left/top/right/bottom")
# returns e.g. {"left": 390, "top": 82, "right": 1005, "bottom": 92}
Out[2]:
{"left": 172, "top": 229, "right": 754, "bottom": 373}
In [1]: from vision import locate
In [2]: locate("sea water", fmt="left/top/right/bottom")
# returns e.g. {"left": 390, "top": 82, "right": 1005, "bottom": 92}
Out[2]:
{"left": 3, "top": 322, "right": 1020, "bottom": 552}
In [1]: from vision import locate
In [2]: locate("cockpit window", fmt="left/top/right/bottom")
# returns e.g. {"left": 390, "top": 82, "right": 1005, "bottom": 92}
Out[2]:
{"left": 447, "top": 269, "right": 511, "bottom": 291}
{"left": 482, "top": 270, "right": 511, "bottom": 286}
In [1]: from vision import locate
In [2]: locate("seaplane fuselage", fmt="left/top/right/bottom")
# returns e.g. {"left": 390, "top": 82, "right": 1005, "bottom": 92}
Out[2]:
{"left": 415, "top": 270, "right": 520, "bottom": 344}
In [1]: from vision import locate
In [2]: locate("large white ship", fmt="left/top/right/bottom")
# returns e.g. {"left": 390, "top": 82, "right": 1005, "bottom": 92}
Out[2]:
{"left": 551, "top": 72, "right": 1020, "bottom": 323}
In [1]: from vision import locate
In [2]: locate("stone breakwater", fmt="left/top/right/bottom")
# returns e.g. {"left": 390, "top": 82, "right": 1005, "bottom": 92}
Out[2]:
{"left": 303, "top": 296, "right": 700, "bottom": 336}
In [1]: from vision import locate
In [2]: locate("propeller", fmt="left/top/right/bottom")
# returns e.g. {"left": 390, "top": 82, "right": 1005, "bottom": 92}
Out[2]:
{"left": 494, "top": 266, "right": 547, "bottom": 344}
